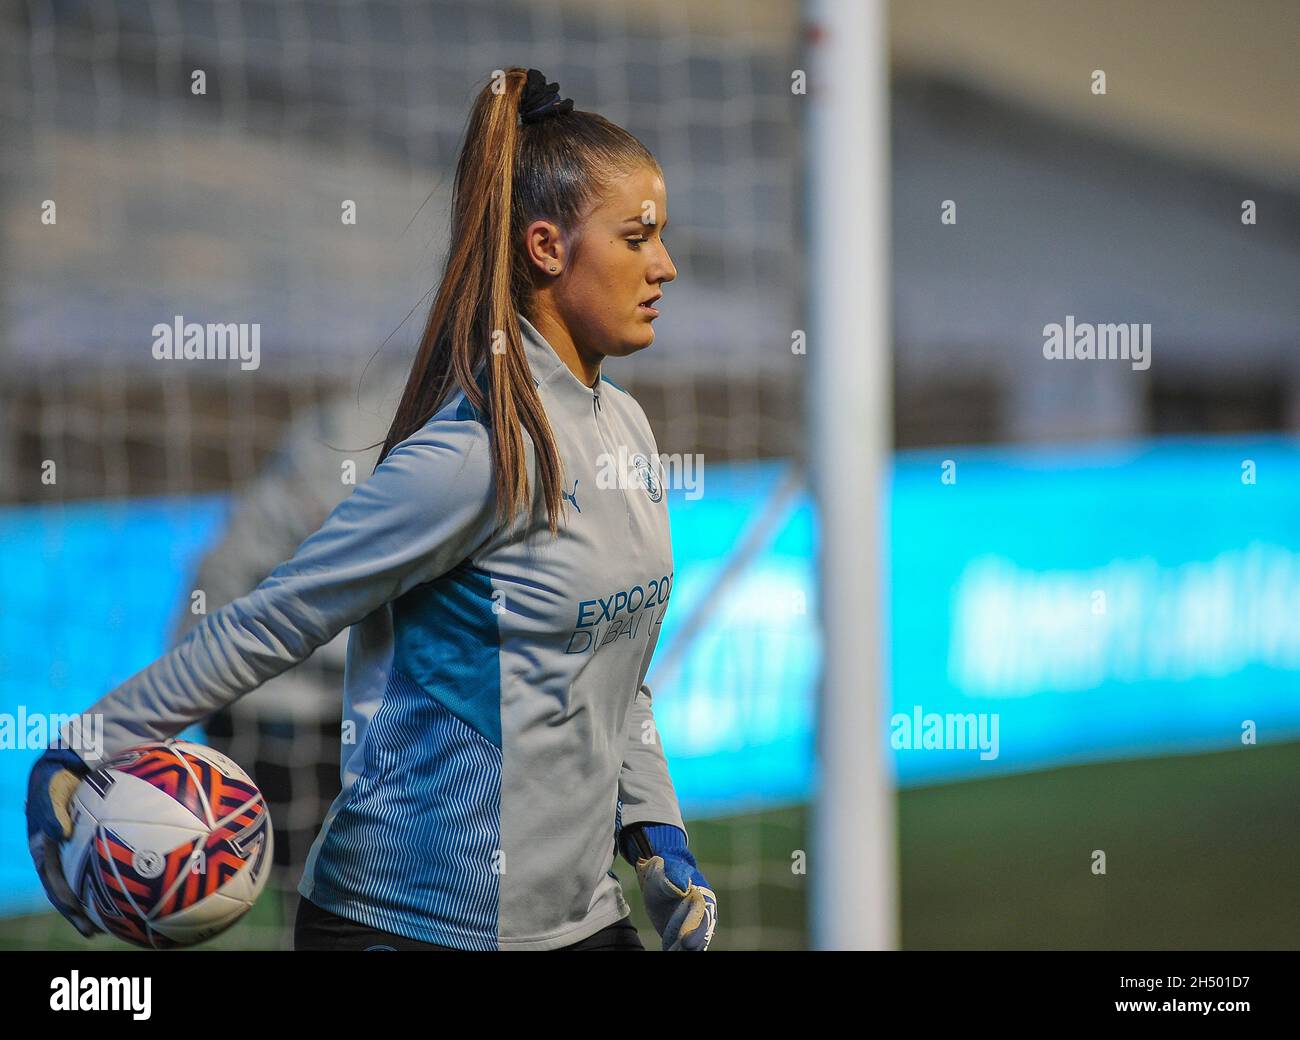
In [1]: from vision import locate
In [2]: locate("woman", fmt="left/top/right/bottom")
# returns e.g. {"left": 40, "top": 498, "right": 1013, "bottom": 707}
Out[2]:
{"left": 26, "top": 68, "right": 717, "bottom": 952}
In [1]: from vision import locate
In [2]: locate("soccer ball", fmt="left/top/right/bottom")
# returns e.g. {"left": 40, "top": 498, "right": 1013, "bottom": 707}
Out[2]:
{"left": 59, "top": 740, "right": 273, "bottom": 948}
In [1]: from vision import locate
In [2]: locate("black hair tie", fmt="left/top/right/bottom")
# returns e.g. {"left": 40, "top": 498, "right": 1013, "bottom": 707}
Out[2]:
{"left": 519, "top": 68, "right": 574, "bottom": 125}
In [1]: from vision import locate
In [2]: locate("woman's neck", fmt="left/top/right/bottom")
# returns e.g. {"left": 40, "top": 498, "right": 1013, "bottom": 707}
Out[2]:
{"left": 530, "top": 310, "right": 602, "bottom": 388}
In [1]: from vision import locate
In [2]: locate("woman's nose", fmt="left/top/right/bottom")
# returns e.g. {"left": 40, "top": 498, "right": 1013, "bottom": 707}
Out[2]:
{"left": 657, "top": 245, "right": 677, "bottom": 283}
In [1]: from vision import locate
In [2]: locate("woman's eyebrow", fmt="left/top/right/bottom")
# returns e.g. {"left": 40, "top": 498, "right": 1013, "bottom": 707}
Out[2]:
{"left": 622, "top": 215, "right": 668, "bottom": 230}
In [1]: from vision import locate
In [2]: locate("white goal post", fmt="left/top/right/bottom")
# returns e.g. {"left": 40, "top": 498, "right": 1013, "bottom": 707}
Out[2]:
{"left": 806, "top": 0, "right": 898, "bottom": 951}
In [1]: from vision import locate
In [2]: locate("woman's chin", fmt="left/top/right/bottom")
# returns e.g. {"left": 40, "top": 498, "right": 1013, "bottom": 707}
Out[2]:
{"left": 612, "top": 327, "right": 655, "bottom": 356}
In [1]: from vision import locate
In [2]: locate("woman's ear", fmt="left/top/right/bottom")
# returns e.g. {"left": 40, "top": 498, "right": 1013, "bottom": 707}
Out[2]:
{"left": 524, "top": 219, "right": 565, "bottom": 275}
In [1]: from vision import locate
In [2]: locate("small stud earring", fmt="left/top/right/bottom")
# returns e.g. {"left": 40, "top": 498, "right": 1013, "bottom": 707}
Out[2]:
{"left": 549, "top": 265, "right": 558, "bottom": 273}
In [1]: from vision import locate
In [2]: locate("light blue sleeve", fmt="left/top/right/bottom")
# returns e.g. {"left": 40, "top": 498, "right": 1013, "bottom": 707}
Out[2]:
{"left": 617, "top": 682, "right": 687, "bottom": 835}
{"left": 615, "top": 408, "right": 686, "bottom": 837}
{"left": 78, "top": 417, "right": 499, "bottom": 763}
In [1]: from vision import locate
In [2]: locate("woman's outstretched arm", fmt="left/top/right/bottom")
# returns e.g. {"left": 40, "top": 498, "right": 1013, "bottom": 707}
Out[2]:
{"left": 76, "top": 415, "right": 498, "bottom": 764}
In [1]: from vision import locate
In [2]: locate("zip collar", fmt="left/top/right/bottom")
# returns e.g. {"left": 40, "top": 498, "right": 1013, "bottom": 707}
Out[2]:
{"left": 517, "top": 312, "right": 603, "bottom": 407}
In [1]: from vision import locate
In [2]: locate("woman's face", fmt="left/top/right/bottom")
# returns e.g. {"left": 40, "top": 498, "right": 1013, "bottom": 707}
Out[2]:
{"left": 535, "top": 164, "right": 677, "bottom": 362}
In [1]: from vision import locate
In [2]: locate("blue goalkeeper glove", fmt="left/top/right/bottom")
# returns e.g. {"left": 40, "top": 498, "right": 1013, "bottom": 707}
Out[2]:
{"left": 26, "top": 746, "right": 100, "bottom": 938}
{"left": 619, "top": 822, "right": 717, "bottom": 951}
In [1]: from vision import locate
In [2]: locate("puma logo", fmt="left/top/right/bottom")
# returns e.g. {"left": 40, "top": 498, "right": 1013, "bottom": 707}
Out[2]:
{"left": 562, "top": 479, "right": 581, "bottom": 513}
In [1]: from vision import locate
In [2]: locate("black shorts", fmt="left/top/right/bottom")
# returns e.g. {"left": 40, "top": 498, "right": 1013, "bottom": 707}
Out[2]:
{"left": 294, "top": 896, "right": 646, "bottom": 951}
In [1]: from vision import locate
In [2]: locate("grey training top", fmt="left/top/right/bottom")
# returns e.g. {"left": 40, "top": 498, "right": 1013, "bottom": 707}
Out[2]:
{"left": 80, "top": 313, "right": 686, "bottom": 949}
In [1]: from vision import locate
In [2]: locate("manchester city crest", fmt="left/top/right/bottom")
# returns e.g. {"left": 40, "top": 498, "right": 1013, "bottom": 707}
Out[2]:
{"left": 631, "top": 453, "right": 663, "bottom": 502}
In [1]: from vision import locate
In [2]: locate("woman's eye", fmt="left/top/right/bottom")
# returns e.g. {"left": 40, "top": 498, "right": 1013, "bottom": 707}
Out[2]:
{"left": 627, "top": 237, "right": 646, "bottom": 249}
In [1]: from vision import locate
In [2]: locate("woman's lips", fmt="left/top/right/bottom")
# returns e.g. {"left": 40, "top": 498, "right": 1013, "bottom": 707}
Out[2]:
{"left": 638, "top": 302, "right": 660, "bottom": 317}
